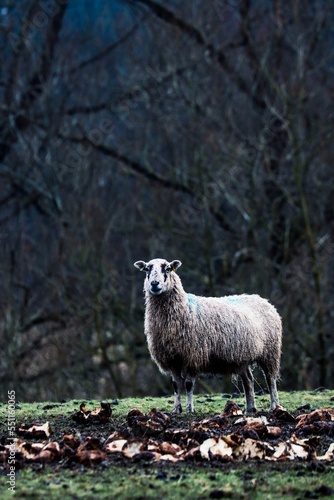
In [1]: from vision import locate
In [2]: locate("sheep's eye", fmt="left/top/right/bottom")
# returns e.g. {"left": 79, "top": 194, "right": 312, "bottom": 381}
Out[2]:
{"left": 146, "top": 265, "right": 153, "bottom": 278}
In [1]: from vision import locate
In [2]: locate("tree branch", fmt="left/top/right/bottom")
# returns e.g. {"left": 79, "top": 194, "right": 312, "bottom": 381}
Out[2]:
{"left": 64, "top": 21, "right": 142, "bottom": 76}
{"left": 61, "top": 133, "right": 236, "bottom": 233}
{"left": 0, "top": 3, "right": 69, "bottom": 164}
{"left": 126, "top": 0, "right": 266, "bottom": 110}
{"left": 61, "top": 134, "right": 193, "bottom": 194}
{"left": 65, "top": 60, "right": 199, "bottom": 115}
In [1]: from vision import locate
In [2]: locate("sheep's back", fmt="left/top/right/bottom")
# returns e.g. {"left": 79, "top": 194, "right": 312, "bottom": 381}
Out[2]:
{"left": 145, "top": 292, "right": 282, "bottom": 376}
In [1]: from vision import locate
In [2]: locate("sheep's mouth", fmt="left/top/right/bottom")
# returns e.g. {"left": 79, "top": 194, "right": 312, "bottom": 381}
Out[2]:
{"left": 149, "top": 286, "right": 163, "bottom": 295}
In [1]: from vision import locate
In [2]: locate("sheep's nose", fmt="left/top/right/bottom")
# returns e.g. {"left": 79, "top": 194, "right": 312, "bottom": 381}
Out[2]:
{"left": 150, "top": 280, "right": 162, "bottom": 295}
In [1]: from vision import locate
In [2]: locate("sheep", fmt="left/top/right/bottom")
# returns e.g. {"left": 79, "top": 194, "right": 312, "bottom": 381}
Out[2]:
{"left": 134, "top": 258, "right": 282, "bottom": 415}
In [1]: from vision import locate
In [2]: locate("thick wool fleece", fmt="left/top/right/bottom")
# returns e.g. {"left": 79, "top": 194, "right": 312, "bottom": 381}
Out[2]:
{"left": 144, "top": 272, "right": 282, "bottom": 378}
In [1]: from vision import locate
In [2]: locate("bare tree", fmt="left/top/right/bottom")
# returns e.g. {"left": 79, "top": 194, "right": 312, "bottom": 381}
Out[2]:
{"left": 0, "top": 0, "right": 333, "bottom": 400}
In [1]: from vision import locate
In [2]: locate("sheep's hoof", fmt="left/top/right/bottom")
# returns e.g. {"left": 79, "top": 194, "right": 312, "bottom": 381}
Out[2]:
{"left": 245, "top": 407, "right": 257, "bottom": 416}
{"left": 271, "top": 404, "right": 285, "bottom": 412}
{"left": 186, "top": 406, "right": 194, "bottom": 413}
{"left": 172, "top": 406, "right": 182, "bottom": 414}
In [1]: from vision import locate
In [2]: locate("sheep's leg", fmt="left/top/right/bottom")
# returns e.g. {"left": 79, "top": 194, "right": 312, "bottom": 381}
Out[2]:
{"left": 241, "top": 366, "right": 257, "bottom": 415}
{"left": 185, "top": 376, "right": 195, "bottom": 413}
{"left": 171, "top": 372, "right": 183, "bottom": 413}
{"left": 263, "top": 370, "right": 280, "bottom": 410}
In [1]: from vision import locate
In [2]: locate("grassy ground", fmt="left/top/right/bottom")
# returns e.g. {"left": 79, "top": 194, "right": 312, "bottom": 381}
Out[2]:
{"left": 0, "top": 390, "right": 333, "bottom": 499}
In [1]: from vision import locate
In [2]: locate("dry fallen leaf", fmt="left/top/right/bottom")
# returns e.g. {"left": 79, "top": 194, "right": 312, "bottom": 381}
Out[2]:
{"left": 191, "top": 415, "right": 228, "bottom": 431}
{"left": 126, "top": 408, "right": 170, "bottom": 437}
{"left": 296, "top": 422, "right": 334, "bottom": 436}
{"left": 160, "top": 441, "right": 182, "bottom": 455}
{"left": 269, "top": 435, "right": 313, "bottom": 461}
{"left": 61, "top": 434, "right": 80, "bottom": 450}
{"left": 235, "top": 416, "right": 269, "bottom": 425}
{"left": 183, "top": 445, "right": 201, "bottom": 460}
{"left": 200, "top": 438, "right": 219, "bottom": 460}
{"left": 290, "top": 435, "right": 311, "bottom": 459}
{"left": 242, "top": 421, "right": 268, "bottom": 439}
{"left": 234, "top": 416, "right": 281, "bottom": 439}
{"left": 10, "top": 440, "right": 60, "bottom": 463}
{"left": 208, "top": 438, "right": 233, "bottom": 460}
{"left": 318, "top": 443, "right": 334, "bottom": 461}
{"left": 72, "top": 402, "right": 112, "bottom": 425}
{"left": 16, "top": 422, "right": 52, "bottom": 439}
{"left": 270, "top": 441, "right": 289, "bottom": 460}
{"left": 74, "top": 437, "right": 106, "bottom": 464}
{"left": 146, "top": 439, "right": 161, "bottom": 453}
{"left": 122, "top": 440, "right": 145, "bottom": 458}
{"left": 89, "top": 402, "right": 112, "bottom": 422}
{"left": 267, "top": 426, "right": 282, "bottom": 438}
{"left": 104, "top": 431, "right": 127, "bottom": 444}
{"left": 149, "top": 408, "right": 170, "bottom": 425}
{"left": 104, "top": 439, "right": 127, "bottom": 453}
{"left": 273, "top": 406, "right": 296, "bottom": 422}
{"left": 221, "top": 434, "right": 243, "bottom": 447}
{"left": 234, "top": 438, "right": 274, "bottom": 460}
{"left": 43, "top": 441, "right": 61, "bottom": 455}
{"left": 126, "top": 408, "right": 145, "bottom": 425}
{"left": 75, "top": 449, "right": 106, "bottom": 465}
{"left": 222, "top": 401, "right": 243, "bottom": 417}
{"left": 296, "top": 408, "right": 334, "bottom": 427}
{"left": 17, "top": 442, "right": 45, "bottom": 461}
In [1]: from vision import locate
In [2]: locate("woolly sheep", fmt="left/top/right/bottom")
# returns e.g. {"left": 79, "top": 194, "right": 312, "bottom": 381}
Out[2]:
{"left": 134, "top": 258, "right": 282, "bottom": 414}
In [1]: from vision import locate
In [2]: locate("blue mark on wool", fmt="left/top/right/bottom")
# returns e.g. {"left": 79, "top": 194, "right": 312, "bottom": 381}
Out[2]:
{"left": 187, "top": 294, "right": 198, "bottom": 308}
{"left": 226, "top": 296, "right": 242, "bottom": 304}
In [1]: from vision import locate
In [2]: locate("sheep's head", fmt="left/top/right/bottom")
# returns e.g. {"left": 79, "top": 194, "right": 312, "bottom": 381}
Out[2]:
{"left": 134, "top": 258, "right": 182, "bottom": 295}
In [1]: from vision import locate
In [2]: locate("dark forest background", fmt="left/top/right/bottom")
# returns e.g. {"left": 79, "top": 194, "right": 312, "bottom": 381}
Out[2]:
{"left": 0, "top": 0, "right": 333, "bottom": 401}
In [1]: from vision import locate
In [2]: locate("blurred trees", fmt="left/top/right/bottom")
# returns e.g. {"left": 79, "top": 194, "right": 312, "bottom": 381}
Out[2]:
{"left": 0, "top": 0, "right": 333, "bottom": 401}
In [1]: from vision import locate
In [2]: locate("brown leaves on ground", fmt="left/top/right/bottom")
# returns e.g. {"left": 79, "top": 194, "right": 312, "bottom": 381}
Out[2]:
{"left": 126, "top": 408, "right": 170, "bottom": 437}
{"left": 0, "top": 435, "right": 106, "bottom": 466}
{"left": 71, "top": 401, "right": 112, "bottom": 425}
{"left": 16, "top": 422, "right": 52, "bottom": 439}
{"left": 221, "top": 401, "right": 243, "bottom": 417}
{"left": 295, "top": 408, "right": 334, "bottom": 437}
{"left": 102, "top": 406, "right": 333, "bottom": 463}
{"left": 272, "top": 406, "right": 296, "bottom": 422}
{"left": 4, "top": 439, "right": 61, "bottom": 464}
{"left": 118, "top": 405, "right": 333, "bottom": 463}
{"left": 1, "top": 401, "right": 333, "bottom": 468}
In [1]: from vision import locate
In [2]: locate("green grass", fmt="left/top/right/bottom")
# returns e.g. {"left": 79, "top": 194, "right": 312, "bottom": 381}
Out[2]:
{"left": 2, "top": 460, "right": 334, "bottom": 500}
{"left": 0, "top": 391, "right": 333, "bottom": 499}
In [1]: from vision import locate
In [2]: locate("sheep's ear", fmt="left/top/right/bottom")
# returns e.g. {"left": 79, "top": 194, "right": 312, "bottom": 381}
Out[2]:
{"left": 134, "top": 261, "right": 148, "bottom": 272}
{"left": 169, "top": 260, "right": 182, "bottom": 272}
